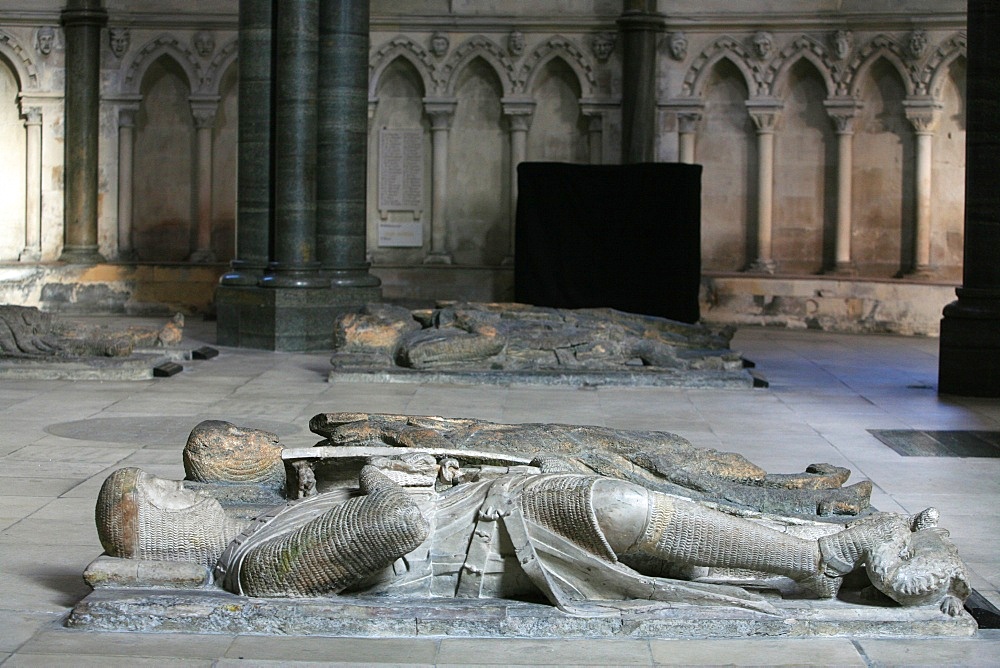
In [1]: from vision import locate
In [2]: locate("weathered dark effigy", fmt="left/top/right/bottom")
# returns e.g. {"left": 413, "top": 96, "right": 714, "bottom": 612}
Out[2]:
{"left": 328, "top": 303, "right": 756, "bottom": 387}
{"left": 69, "top": 416, "right": 977, "bottom": 638}
{"left": 0, "top": 305, "right": 185, "bottom": 379}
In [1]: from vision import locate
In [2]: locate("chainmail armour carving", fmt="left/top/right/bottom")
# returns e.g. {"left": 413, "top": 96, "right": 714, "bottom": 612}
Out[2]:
{"left": 96, "top": 467, "right": 240, "bottom": 569}
{"left": 183, "top": 420, "right": 285, "bottom": 488}
{"left": 631, "top": 491, "right": 819, "bottom": 582}
{"left": 517, "top": 474, "right": 617, "bottom": 562}
{"left": 237, "top": 466, "right": 430, "bottom": 597}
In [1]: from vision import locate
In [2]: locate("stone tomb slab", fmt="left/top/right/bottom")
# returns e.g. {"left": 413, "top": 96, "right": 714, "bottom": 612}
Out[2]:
{"left": 65, "top": 587, "right": 976, "bottom": 638}
{"left": 0, "top": 352, "right": 178, "bottom": 381}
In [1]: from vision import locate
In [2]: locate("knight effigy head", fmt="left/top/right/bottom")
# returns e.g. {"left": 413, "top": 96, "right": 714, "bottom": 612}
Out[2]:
{"left": 95, "top": 467, "right": 236, "bottom": 568}
{"left": 182, "top": 420, "right": 285, "bottom": 489}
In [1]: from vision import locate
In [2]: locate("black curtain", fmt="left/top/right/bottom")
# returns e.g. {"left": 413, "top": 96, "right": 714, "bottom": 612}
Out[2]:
{"left": 514, "top": 162, "right": 702, "bottom": 323}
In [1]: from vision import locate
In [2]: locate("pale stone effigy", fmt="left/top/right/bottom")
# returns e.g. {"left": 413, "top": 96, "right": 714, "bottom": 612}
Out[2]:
{"left": 85, "top": 417, "right": 972, "bottom": 627}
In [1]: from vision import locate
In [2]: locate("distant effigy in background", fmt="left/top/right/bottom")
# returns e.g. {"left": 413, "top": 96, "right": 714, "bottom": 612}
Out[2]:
{"left": 329, "top": 302, "right": 754, "bottom": 387}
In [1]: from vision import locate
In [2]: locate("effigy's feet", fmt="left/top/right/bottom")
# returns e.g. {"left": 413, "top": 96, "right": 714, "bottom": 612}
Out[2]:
{"left": 818, "top": 512, "right": 911, "bottom": 579}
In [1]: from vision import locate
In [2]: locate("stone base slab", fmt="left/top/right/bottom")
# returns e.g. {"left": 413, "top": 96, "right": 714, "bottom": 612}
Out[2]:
{"left": 65, "top": 588, "right": 977, "bottom": 638}
{"left": 0, "top": 352, "right": 174, "bottom": 380}
{"left": 328, "top": 368, "right": 756, "bottom": 388}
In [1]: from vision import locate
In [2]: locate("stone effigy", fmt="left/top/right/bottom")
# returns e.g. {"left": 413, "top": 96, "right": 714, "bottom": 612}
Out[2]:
{"left": 0, "top": 304, "right": 183, "bottom": 358}
{"left": 329, "top": 303, "right": 753, "bottom": 387}
{"left": 77, "top": 417, "right": 973, "bottom": 637}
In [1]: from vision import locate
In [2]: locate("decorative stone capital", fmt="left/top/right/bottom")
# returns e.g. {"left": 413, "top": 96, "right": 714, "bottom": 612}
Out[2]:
{"left": 423, "top": 97, "right": 457, "bottom": 130}
{"left": 22, "top": 106, "right": 42, "bottom": 126}
{"left": 190, "top": 97, "right": 221, "bottom": 130}
{"left": 502, "top": 97, "right": 536, "bottom": 132}
{"left": 904, "top": 98, "right": 943, "bottom": 134}
{"left": 677, "top": 112, "right": 703, "bottom": 134}
{"left": 746, "top": 99, "right": 783, "bottom": 133}
{"left": 824, "top": 98, "right": 863, "bottom": 134}
{"left": 118, "top": 106, "right": 138, "bottom": 128}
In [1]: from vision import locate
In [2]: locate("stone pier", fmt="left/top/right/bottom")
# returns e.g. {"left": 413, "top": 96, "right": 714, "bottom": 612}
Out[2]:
{"left": 217, "top": 0, "right": 380, "bottom": 351}
{"left": 938, "top": 0, "right": 1000, "bottom": 397}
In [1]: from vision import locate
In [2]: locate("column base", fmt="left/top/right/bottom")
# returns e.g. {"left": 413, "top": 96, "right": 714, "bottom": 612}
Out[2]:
{"left": 18, "top": 248, "right": 41, "bottom": 262}
{"left": 325, "top": 267, "right": 382, "bottom": 288}
{"left": 746, "top": 259, "right": 777, "bottom": 275}
{"left": 188, "top": 249, "right": 218, "bottom": 264}
{"left": 259, "top": 265, "right": 330, "bottom": 289}
{"left": 216, "top": 283, "right": 382, "bottom": 351}
{"left": 938, "top": 288, "right": 1000, "bottom": 397}
{"left": 423, "top": 253, "right": 453, "bottom": 265}
{"left": 825, "top": 262, "right": 857, "bottom": 277}
{"left": 904, "top": 265, "right": 937, "bottom": 281}
{"left": 219, "top": 261, "right": 268, "bottom": 287}
{"left": 59, "top": 246, "right": 105, "bottom": 264}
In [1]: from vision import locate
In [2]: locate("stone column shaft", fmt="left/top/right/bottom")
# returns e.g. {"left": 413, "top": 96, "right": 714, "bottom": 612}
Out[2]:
{"left": 20, "top": 107, "right": 42, "bottom": 262}
{"left": 503, "top": 99, "right": 535, "bottom": 263}
{"left": 824, "top": 101, "right": 861, "bottom": 274}
{"left": 904, "top": 100, "right": 942, "bottom": 276}
{"left": 747, "top": 103, "right": 782, "bottom": 273}
{"left": 116, "top": 106, "right": 138, "bottom": 260}
{"left": 316, "top": 0, "right": 379, "bottom": 287}
{"left": 424, "top": 99, "right": 455, "bottom": 264}
{"left": 618, "top": 5, "right": 664, "bottom": 164}
{"left": 677, "top": 112, "right": 701, "bottom": 165}
{"left": 586, "top": 114, "right": 603, "bottom": 164}
{"left": 938, "top": 0, "right": 1000, "bottom": 396}
{"left": 190, "top": 102, "right": 218, "bottom": 263}
{"left": 262, "top": 0, "right": 325, "bottom": 288}
{"left": 60, "top": 0, "right": 107, "bottom": 264}
{"left": 222, "top": 0, "right": 272, "bottom": 285}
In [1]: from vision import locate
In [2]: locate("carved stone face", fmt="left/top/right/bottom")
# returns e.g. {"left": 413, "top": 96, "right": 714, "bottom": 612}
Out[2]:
{"left": 193, "top": 31, "right": 215, "bottom": 58}
{"left": 592, "top": 33, "right": 615, "bottom": 62}
{"left": 508, "top": 30, "right": 525, "bottom": 57}
{"left": 752, "top": 31, "right": 773, "bottom": 60}
{"left": 908, "top": 30, "right": 928, "bottom": 59}
{"left": 669, "top": 32, "right": 688, "bottom": 61}
{"left": 36, "top": 26, "right": 55, "bottom": 56}
{"left": 109, "top": 27, "right": 130, "bottom": 58}
{"left": 430, "top": 32, "right": 450, "bottom": 58}
{"left": 832, "top": 30, "right": 852, "bottom": 61}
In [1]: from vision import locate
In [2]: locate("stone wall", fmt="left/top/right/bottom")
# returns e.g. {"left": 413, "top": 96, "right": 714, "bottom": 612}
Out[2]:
{"left": 0, "top": 1, "right": 966, "bottom": 332}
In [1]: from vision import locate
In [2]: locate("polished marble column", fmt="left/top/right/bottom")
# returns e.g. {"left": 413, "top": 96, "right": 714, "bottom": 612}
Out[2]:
{"left": 939, "top": 0, "right": 1000, "bottom": 396}
{"left": 618, "top": 1, "right": 663, "bottom": 164}
{"left": 59, "top": 0, "right": 106, "bottom": 263}
{"left": 261, "top": 0, "right": 325, "bottom": 288}
{"left": 221, "top": 0, "right": 272, "bottom": 285}
{"left": 317, "top": 0, "right": 379, "bottom": 287}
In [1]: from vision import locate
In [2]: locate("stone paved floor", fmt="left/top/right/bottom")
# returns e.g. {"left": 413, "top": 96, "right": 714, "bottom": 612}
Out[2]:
{"left": 1, "top": 318, "right": 998, "bottom": 666}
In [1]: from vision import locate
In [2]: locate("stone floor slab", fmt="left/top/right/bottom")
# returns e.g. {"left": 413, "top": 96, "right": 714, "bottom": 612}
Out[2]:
{"left": 648, "top": 637, "right": 865, "bottom": 666}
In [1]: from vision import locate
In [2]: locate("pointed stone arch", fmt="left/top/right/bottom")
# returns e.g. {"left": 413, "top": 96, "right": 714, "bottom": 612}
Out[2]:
{"left": 848, "top": 35, "right": 917, "bottom": 98}
{"left": 370, "top": 36, "right": 437, "bottom": 98}
{"left": 440, "top": 35, "right": 516, "bottom": 97}
{"left": 201, "top": 37, "right": 238, "bottom": 96}
{"left": 769, "top": 35, "right": 838, "bottom": 99}
{"left": 517, "top": 35, "right": 595, "bottom": 96}
{"left": 926, "top": 32, "right": 967, "bottom": 99}
{"left": 682, "top": 36, "right": 762, "bottom": 99}
{"left": 123, "top": 34, "right": 202, "bottom": 96}
{"left": 0, "top": 29, "right": 38, "bottom": 90}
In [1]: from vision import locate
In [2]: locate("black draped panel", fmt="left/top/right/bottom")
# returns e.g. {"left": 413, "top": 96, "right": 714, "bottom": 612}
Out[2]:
{"left": 514, "top": 162, "right": 702, "bottom": 323}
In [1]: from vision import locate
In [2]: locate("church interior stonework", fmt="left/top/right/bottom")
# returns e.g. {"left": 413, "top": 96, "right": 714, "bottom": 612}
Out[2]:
{"left": 2, "top": 1, "right": 1000, "bottom": 665}
{"left": 0, "top": 0, "right": 969, "bottom": 334}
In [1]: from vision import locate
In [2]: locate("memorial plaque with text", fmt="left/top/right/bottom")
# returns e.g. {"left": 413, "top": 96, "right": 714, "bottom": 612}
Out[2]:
{"left": 378, "top": 128, "right": 424, "bottom": 219}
